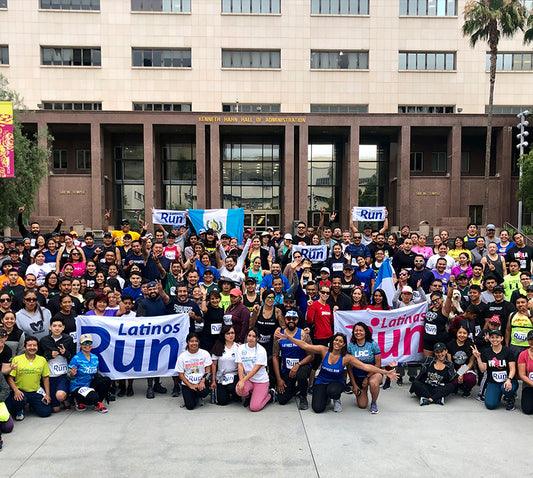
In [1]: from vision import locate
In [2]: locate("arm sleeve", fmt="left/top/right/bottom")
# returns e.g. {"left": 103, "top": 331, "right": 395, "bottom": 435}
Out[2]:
{"left": 236, "top": 239, "right": 252, "bottom": 270}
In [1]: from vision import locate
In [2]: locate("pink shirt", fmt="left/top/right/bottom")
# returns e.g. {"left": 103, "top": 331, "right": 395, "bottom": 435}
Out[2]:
{"left": 412, "top": 246, "right": 433, "bottom": 259}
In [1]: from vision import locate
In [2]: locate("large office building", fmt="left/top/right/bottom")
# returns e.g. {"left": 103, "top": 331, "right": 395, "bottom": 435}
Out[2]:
{"left": 3, "top": 0, "right": 533, "bottom": 233}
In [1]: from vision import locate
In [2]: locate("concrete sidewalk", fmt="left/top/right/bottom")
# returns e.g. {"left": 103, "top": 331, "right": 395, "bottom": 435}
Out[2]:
{"left": 1, "top": 380, "right": 530, "bottom": 478}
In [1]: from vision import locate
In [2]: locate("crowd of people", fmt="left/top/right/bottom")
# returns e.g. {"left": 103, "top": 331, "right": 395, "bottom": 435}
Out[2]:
{"left": 1, "top": 206, "right": 533, "bottom": 452}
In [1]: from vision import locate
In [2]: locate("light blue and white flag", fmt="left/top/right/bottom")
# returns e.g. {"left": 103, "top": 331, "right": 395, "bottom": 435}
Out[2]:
{"left": 152, "top": 209, "right": 186, "bottom": 226}
{"left": 374, "top": 258, "right": 396, "bottom": 304}
{"left": 352, "top": 206, "right": 386, "bottom": 222}
{"left": 187, "top": 208, "right": 245, "bottom": 241}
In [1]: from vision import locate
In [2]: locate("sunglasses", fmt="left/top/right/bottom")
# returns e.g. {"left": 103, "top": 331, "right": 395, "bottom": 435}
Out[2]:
{"left": 0, "top": 298, "right": 11, "bottom": 302}
{"left": 320, "top": 291, "right": 330, "bottom": 295}
{"left": 81, "top": 341, "right": 93, "bottom": 345}
{"left": 265, "top": 296, "right": 275, "bottom": 300}
{"left": 24, "top": 298, "right": 37, "bottom": 302}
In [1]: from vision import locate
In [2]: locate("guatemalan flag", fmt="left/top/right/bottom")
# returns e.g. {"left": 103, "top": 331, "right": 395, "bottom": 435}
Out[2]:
{"left": 374, "top": 258, "right": 396, "bottom": 305}
{"left": 187, "top": 208, "right": 245, "bottom": 242}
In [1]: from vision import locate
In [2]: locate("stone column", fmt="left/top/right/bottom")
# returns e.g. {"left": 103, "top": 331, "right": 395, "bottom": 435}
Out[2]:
{"left": 283, "top": 125, "right": 295, "bottom": 231}
{"left": 143, "top": 122, "right": 154, "bottom": 227}
{"left": 90, "top": 121, "right": 102, "bottom": 230}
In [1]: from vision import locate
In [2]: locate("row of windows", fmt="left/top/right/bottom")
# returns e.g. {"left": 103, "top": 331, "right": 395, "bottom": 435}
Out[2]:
{"left": 398, "top": 105, "right": 454, "bottom": 114}
{"left": 42, "top": 102, "right": 102, "bottom": 110}
{"left": 399, "top": 51, "right": 455, "bottom": 71}
{"left": 222, "top": 103, "right": 280, "bottom": 113}
{"left": 34, "top": 0, "right": 464, "bottom": 16}
{"left": 133, "top": 102, "right": 191, "bottom": 111}
{"left": 410, "top": 151, "right": 473, "bottom": 173}
{"left": 52, "top": 149, "right": 91, "bottom": 170}
{"left": 132, "top": 48, "right": 191, "bottom": 67}
{"left": 41, "top": 47, "right": 101, "bottom": 66}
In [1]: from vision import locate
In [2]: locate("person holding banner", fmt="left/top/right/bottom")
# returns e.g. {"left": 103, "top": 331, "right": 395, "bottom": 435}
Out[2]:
{"left": 210, "top": 325, "right": 240, "bottom": 406}
{"left": 176, "top": 333, "right": 212, "bottom": 410}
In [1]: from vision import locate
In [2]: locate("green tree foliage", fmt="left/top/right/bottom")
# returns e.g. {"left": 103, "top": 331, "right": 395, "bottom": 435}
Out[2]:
{"left": 518, "top": 151, "right": 533, "bottom": 212}
{"left": 462, "top": 0, "right": 526, "bottom": 224}
{"left": 0, "top": 74, "right": 51, "bottom": 230}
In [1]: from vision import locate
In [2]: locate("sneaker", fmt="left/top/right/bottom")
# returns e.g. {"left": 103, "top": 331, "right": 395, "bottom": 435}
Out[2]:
{"left": 243, "top": 396, "right": 251, "bottom": 408}
{"left": 146, "top": 387, "right": 155, "bottom": 399}
{"left": 267, "top": 388, "right": 275, "bottom": 404}
{"left": 397, "top": 377, "right": 403, "bottom": 387}
{"left": 153, "top": 382, "right": 167, "bottom": 394}
{"left": 506, "top": 399, "right": 515, "bottom": 411}
{"left": 15, "top": 410, "right": 24, "bottom": 421}
{"left": 117, "top": 386, "right": 126, "bottom": 397}
{"left": 344, "top": 384, "right": 353, "bottom": 394}
{"left": 299, "top": 395, "right": 309, "bottom": 410}
{"left": 308, "top": 386, "right": 313, "bottom": 395}
{"left": 462, "top": 389, "right": 471, "bottom": 398}
{"left": 419, "top": 397, "right": 431, "bottom": 406}
{"left": 107, "top": 392, "right": 116, "bottom": 402}
{"left": 333, "top": 399, "right": 342, "bottom": 412}
{"left": 370, "top": 401, "right": 379, "bottom": 414}
{"left": 383, "top": 378, "right": 391, "bottom": 390}
{"left": 171, "top": 385, "right": 181, "bottom": 397}
{"left": 62, "top": 401, "right": 71, "bottom": 410}
{"left": 126, "top": 386, "right": 134, "bottom": 397}
{"left": 198, "top": 398, "right": 205, "bottom": 407}
{"left": 75, "top": 402, "right": 86, "bottom": 412}
{"left": 94, "top": 402, "right": 108, "bottom": 413}
{"left": 476, "top": 394, "right": 484, "bottom": 402}
{"left": 437, "top": 397, "right": 445, "bottom": 405}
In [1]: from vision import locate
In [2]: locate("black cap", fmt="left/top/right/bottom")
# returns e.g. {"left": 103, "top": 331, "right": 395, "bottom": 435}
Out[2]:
{"left": 456, "top": 273, "right": 468, "bottom": 280}
{"left": 218, "top": 277, "right": 234, "bottom": 285}
{"left": 489, "top": 329, "right": 503, "bottom": 337}
{"left": 244, "top": 277, "right": 257, "bottom": 284}
{"left": 0, "top": 327, "right": 7, "bottom": 336}
{"left": 343, "top": 263, "right": 353, "bottom": 270}
{"left": 527, "top": 330, "right": 533, "bottom": 341}
{"left": 120, "top": 219, "right": 130, "bottom": 225}
{"left": 493, "top": 285, "right": 504, "bottom": 292}
{"left": 8, "top": 248, "right": 18, "bottom": 254}
{"left": 103, "top": 232, "right": 112, "bottom": 238}
{"left": 363, "top": 223, "right": 372, "bottom": 229}
{"left": 283, "top": 292, "right": 296, "bottom": 302}
{"left": 526, "top": 285, "right": 533, "bottom": 292}
{"left": 433, "top": 342, "right": 447, "bottom": 352}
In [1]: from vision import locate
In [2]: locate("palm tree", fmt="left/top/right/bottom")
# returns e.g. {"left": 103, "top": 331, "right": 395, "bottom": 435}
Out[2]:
{"left": 462, "top": 0, "right": 526, "bottom": 226}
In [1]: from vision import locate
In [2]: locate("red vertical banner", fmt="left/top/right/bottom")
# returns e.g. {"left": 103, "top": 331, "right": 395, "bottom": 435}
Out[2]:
{"left": 0, "top": 101, "right": 14, "bottom": 178}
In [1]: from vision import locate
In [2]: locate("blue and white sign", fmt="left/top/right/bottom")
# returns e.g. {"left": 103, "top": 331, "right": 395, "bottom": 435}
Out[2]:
{"left": 76, "top": 314, "right": 190, "bottom": 379}
{"left": 152, "top": 209, "right": 187, "bottom": 226}
{"left": 352, "top": 206, "right": 386, "bottom": 222}
{"left": 187, "top": 208, "right": 245, "bottom": 242}
{"left": 293, "top": 244, "right": 328, "bottom": 263}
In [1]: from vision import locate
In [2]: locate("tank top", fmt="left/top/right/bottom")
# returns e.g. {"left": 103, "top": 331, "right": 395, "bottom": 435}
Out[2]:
{"left": 315, "top": 352, "right": 344, "bottom": 385}
{"left": 59, "top": 246, "right": 74, "bottom": 269}
{"left": 255, "top": 307, "right": 278, "bottom": 353}
{"left": 485, "top": 255, "right": 504, "bottom": 278}
{"left": 509, "top": 312, "right": 533, "bottom": 347}
{"left": 424, "top": 308, "right": 448, "bottom": 341}
{"left": 279, "top": 329, "right": 307, "bottom": 374}
{"left": 243, "top": 293, "right": 260, "bottom": 311}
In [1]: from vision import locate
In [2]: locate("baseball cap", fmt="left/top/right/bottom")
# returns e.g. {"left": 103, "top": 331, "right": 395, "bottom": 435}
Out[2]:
{"left": 363, "top": 223, "right": 372, "bottom": 230}
{"left": 320, "top": 267, "right": 330, "bottom": 274}
{"left": 401, "top": 286, "right": 413, "bottom": 294}
{"left": 229, "top": 288, "right": 242, "bottom": 297}
{"left": 103, "top": 232, "right": 112, "bottom": 238}
{"left": 343, "top": 263, "right": 353, "bottom": 270}
{"left": 493, "top": 285, "right": 504, "bottom": 292}
{"left": 489, "top": 329, "right": 503, "bottom": 337}
{"left": 244, "top": 277, "right": 257, "bottom": 284}
{"left": 0, "top": 328, "right": 7, "bottom": 337}
{"left": 120, "top": 219, "right": 130, "bottom": 225}
{"left": 283, "top": 291, "right": 296, "bottom": 302}
{"left": 146, "top": 281, "right": 158, "bottom": 288}
{"left": 261, "top": 231, "right": 270, "bottom": 237}
{"left": 285, "top": 310, "right": 298, "bottom": 319}
{"left": 527, "top": 330, "right": 533, "bottom": 340}
{"left": 456, "top": 273, "right": 468, "bottom": 280}
{"left": 284, "top": 233, "right": 293, "bottom": 241}
{"left": 198, "top": 228, "right": 206, "bottom": 234}
{"left": 79, "top": 333, "right": 93, "bottom": 344}
{"left": 433, "top": 342, "right": 446, "bottom": 352}
{"left": 488, "top": 315, "right": 501, "bottom": 324}
{"left": 486, "top": 224, "right": 496, "bottom": 231}
{"left": 526, "top": 285, "right": 533, "bottom": 292}
{"left": 8, "top": 248, "right": 18, "bottom": 254}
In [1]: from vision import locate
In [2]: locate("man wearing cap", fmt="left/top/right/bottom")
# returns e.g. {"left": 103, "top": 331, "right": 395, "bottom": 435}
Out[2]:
{"left": 104, "top": 208, "right": 140, "bottom": 246}
{"left": 454, "top": 272, "right": 470, "bottom": 299}
{"left": 124, "top": 239, "right": 145, "bottom": 275}
{"left": 505, "top": 294, "right": 533, "bottom": 360}
{"left": 340, "top": 264, "right": 361, "bottom": 297}
{"left": 95, "top": 232, "right": 122, "bottom": 265}
{"left": 7, "top": 248, "right": 27, "bottom": 277}
{"left": 6, "top": 336, "right": 52, "bottom": 420}
{"left": 276, "top": 292, "right": 306, "bottom": 330}
{"left": 484, "top": 224, "right": 500, "bottom": 244}
{"left": 476, "top": 315, "right": 503, "bottom": 351}
{"left": 46, "top": 277, "right": 83, "bottom": 317}
{"left": 272, "top": 312, "right": 313, "bottom": 410}
{"left": 486, "top": 284, "right": 516, "bottom": 332}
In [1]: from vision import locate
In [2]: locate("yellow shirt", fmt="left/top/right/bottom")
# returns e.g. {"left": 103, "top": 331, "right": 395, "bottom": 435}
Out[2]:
{"left": 10, "top": 354, "right": 50, "bottom": 392}
{"left": 110, "top": 230, "right": 140, "bottom": 246}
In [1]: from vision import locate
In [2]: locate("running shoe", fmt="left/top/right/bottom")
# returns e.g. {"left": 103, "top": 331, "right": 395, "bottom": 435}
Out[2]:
{"left": 171, "top": 384, "right": 181, "bottom": 397}
{"left": 506, "top": 399, "right": 515, "bottom": 411}
{"left": 333, "top": 399, "right": 342, "bottom": 412}
{"left": 370, "top": 401, "right": 379, "bottom": 414}
{"left": 153, "top": 382, "right": 167, "bottom": 394}
{"left": 299, "top": 395, "right": 309, "bottom": 410}
{"left": 94, "top": 402, "right": 108, "bottom": 413}
{"left": 383, "top": 378, "right": 391, "bottom": 390}
{"left": 344, "top": 384, "right": 353, "bottom": 394}
{"left": 15, "top": 410, "right": 24, "bottom": 421}
{"left": 419, "top": 397, "right": 431, "bottom": 406}
{"left": 75, "top": 402, "right": 86, "bottom": 412}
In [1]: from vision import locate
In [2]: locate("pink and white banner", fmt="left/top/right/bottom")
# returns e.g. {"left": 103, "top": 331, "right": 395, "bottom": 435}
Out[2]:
{"left": 334, "top": 302, "right": 428, "bottom": 365}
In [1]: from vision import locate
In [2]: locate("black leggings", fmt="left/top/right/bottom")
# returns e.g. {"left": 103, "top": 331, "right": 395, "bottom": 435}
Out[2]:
{"left": 522, "top": 386, "right": 533, "bottom": 415}
{"left": 216, "top": 381, "right": 238, "bottom": 406}
{"left": 72, "top": 376, "right": 111, "bottom": 406}
{"left": 410, "top": 380, "right": 455, "bottom": 401}
{"left": 277, "top": 365, "right": 311, "bottom": 405}
{"left": 312, "top": 381, "right": 344, "bottom": 413}
{"left": 182, "top": 384, "right": 210, "bottom": 410}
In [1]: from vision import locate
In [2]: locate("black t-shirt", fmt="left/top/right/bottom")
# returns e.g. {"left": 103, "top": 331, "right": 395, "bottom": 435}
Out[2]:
{"left": 0, "top": 345, "right": 12, "bottom": 364}
{"left": 446, "top": 339, "right": 474, "bottom": 370}
{"left": 481, "top": 345, "right": 515, "bottom": 384}
{"left": 460, "top": 298, "right": 490, "bottom": 327}
{"left": 199, "top": 305, "right": 225, "bottom": 351}
{"left": 486, "top": 300, "right": 516, "bottom": 332}
{"left": 368, "top": 243, "right": 395, "bottom": 260}
{"left": 326, "top": 291, "right": 352, "bottom": 311}
{"left": 505, "top": 245, "right": 533, "bottom": 271}
{"left": 421, "top": 360, "right": 455, "bottom": 387}
{"left": 392, "top": 250, "right": 416, "bottom": 274}
{"left": 424, "top": 308, "right": 449, "bottom": 343}
{"left": 340, "top": 276, "right": 361, "bottom": 297}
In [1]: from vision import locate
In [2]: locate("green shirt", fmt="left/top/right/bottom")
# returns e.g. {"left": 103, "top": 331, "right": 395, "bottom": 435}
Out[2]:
{"left": 10, "top": 353, "right": 50, "bottom": 392}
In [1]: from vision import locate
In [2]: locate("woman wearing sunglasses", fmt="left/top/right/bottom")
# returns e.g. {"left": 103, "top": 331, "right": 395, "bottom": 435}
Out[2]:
{"left": 68, "top": 333, "right": 111, "bottom": 413}
{"left": 15, "top": 290, "right": 51, "bottom": 341}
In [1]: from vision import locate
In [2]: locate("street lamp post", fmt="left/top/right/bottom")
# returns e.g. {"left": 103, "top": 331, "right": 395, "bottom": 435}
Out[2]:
{"left": 517, "top": 110, "right": 529, "bottom": 232}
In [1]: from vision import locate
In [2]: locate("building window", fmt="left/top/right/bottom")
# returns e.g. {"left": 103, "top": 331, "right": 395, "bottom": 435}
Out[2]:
{"left": 40, "top": 0, "right": 100, "bottom": 9}
{"left": 0, "top": 1, "right": 6, "bottom": 8}
{"left": 311, "top": 50, "right": 368, "bottom": 69}
{"left": 469, "top": 205, "right": 483, "bottom": 226}
{"left": 222, "top": 50, "right": 280, "bottom": 68}
{"left": 308, "top": 144, "right": 339, "bottom": 216}
{"left": 399, "top": 0, "right": 456, "bottom": 16}
{"left": 222, "top": 0, "right": 280, "bottom": 13}
{"left": 222, "top": 103, "right": 280, "bottom": 113}
{"left": 133, "top": 103, "right": 192, "bottom": 111}
{"left": 222, "top": 142, "right": 281, "bottom": 210}
{"left": 461, "top": 151, "right": 470, "bottom": 173}
{"left": 487, "top": 52, "right": 533, "bottom": 71}
{"left": 114, "top": 144, "right": 145, "bottom": 223}
{"left": 0, "top": 46, "right": 8, "bottom": 65}
{"left": 399, "top": 51, "right": 455, "bottom": 70}
{"left": 76, "top": 149, "right": 91, "bottom": 171}
{"left": 42, "top": 102, "right": 102, "bottom": 110}
{"left": 398, "top": 105, "right": 454, "bottom": 114}
{"left": 311, "top": 0, "right": 368, "bottom": 14}
{"left": 162, "top": 140, "right": 197, "bottom": 209}
{"left": 311, "top": 104, "right": 368, "bottom": 113}
{"left": 486, "top": 105, "right": 533, "bottom": 114}
{"left": 431, "top": 151, "right": 447, "bottom": 172}
{"left": 53, "top": 150, "right": 68, "bottom": 170}
{"left": 410, "top": 152, "right": 423, "bottom": 172}
{"left": 132, "top": 48, "right": 191, "bottom": 67}
{"left": 131, "top": 0, "right": 190, "bottom": 12}
{"left": 41, "top": 47, "right": 101, "bottom": 66}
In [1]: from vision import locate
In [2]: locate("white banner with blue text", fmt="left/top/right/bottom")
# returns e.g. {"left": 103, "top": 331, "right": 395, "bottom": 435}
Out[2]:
{"left": 352, "top": 206, "right": 386, "bottom": 222}
{"left": 334, "top": 302, "right": 427, "bottom": 365}
{"left": 152, "top": 209, "right": 187, "bottom": 227}
{"left": 292, "top": 244, "right": 328, "bottom": 263}
{"left": 76, "top": 314, "right": 190, "bottom": 379}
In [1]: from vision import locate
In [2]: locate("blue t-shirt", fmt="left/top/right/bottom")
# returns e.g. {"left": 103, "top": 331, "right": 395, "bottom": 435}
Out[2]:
{"left": 69, "top": 352, "right": 99, "bottom": 391}
{"left": 347, "top": 340, "right": 381, "bottom": 377}
{"left": 44, "top": 249, "right": 58, "bottom": 265}
{"left": 354, "top": 268, "right": 376, "bottom": 296}
{"left": 123, "top": 285, "right": 143, "bottom": 301}
{"left": 195, "top": 260, "right": 221, "bottom": 282}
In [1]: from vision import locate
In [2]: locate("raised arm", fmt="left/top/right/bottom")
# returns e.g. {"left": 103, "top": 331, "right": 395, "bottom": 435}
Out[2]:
{"left": 273, "top": 328, "right": 326, "bottom": 356}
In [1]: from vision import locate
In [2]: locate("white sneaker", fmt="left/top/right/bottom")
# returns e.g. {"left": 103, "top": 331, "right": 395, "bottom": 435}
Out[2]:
{"left": 333, "top": 399, "right": 342, "bottom": 412}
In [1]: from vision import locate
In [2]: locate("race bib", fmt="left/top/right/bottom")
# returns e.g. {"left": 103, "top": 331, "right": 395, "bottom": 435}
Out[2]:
{"left": 529, "top": 372, "right": 533, "bottom": 381}
{"left": 223, "top": 314, "right": 233, "bottom": 325}
{"left": 513, "top": 331, "right": 528, "bottom": 342}
{"left": 52, "top": 363, "right": 68, "bottom": 374}
{"left": 188, "top": 373, "right": 203, "bottom": 384}
{"left": 425, "top": 323, "right": 437, "bottom": 335}
{"left": 36, "top": 387, "right": 46, "bottom": 396}
{"left": 521, "top": 259, "right": 527, "bottom": 269}
{"left": 475, "top": 326, "right": 481, "bottom": 336}
{"left": 77, "top": 387, "right": 94, "bottom": 397}
{"left": 285, "top": 358, "right": 300, "bottom": 370}
{"left": 332, "top": 263, "right": 343, "bottom": 272}
{"left": 211, "top": 323, "right": 222, "bottom": 335}
{"left": 221, "top": 373, "right": 235, "bottom": 385}
{"left": 492, "top": 371, "right": 507, "bottom": 383}
{"left": 70, "top": 332, "right": 77, "bottom": 342}
{"left": 259, "top": 334, "right": 271, "bottom": 344}
{"left": 164, "top": 251, "right": 175, "bottom": 260}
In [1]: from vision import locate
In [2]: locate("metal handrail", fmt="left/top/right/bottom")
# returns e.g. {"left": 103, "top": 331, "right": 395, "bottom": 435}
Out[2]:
{"left": 503, "top": 222, "right": 533, "bottom": 245}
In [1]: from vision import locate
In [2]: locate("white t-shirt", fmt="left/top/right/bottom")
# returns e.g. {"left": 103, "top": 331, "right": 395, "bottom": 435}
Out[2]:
{"left": 235, "top": 343, "right": 269, "bottom": 384}
{"left": 212, "top": 343, "right": 239, "bottom": 383}
{"left": 176, "top": 349, "right": 213, "bottom": 385}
